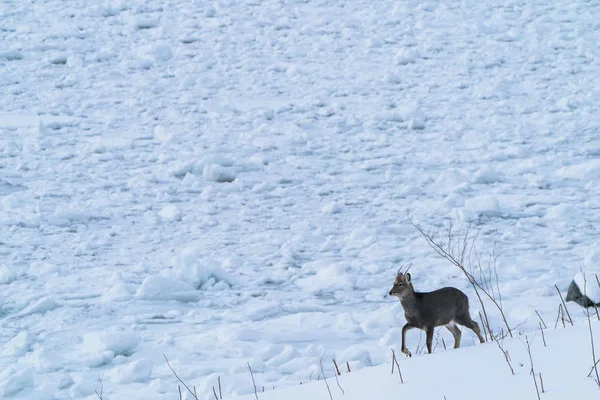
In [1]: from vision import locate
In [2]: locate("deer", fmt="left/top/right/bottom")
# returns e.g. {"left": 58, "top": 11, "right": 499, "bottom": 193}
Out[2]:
{"left": 389, "top": 265, "right": 485, "bottom": 356}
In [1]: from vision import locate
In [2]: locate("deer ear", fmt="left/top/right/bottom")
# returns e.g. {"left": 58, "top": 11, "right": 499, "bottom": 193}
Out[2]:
{"left": 405, "top": 273, "right": 411, "bottom": 282}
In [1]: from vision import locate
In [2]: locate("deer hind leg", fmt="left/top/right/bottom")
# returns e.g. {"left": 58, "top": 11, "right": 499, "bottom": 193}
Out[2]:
{"left": 401, "top": 323, "right": 415, "bottom": 357}
{"left": 456, "top": 314, "right": 485, "bottom": 344}
{"left": 445, "top": 321, "right": 462, "bottom": 349}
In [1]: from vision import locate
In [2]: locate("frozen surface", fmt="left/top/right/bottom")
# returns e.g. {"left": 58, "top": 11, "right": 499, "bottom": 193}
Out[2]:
{"left": 1, "top": 0, "right": 600, "bottom": 399}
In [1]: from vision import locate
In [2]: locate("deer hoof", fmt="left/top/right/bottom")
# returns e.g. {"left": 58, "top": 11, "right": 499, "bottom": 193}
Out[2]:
{"left": 402, "top": 348, "right": 412, "bottom": 357}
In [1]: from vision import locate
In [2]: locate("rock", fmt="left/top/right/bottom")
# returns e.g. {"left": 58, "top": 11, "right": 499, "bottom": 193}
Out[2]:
{"left": 566, "top": 279, "right": 597, "bottom": 308}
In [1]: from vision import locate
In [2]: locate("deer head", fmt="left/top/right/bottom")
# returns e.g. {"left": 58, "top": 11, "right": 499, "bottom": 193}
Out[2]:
{"left": 389, "top": 265, "right": 413, "bottom": 298}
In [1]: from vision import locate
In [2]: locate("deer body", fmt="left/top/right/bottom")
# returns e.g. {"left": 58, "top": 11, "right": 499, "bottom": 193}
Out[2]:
{"left": 389, "top": 271, "right": 485, "bottom": 356}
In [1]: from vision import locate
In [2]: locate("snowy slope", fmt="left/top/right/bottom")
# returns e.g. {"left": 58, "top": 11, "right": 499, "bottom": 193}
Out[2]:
{"left": 235, "top": 322, "right": 600, "bottom": 400}
{"left": 1, "top": 0, "right": 600, "bottom": 398}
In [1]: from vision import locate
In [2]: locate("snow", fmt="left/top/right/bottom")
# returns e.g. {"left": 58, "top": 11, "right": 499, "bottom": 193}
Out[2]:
{"left": 235, "top": 323, "right": 600, "bottom": 400}
{"left": 82, "top": 331, "right": 139, "bottom": 357}
{"left": 1, "top": 0, "right": 600, "bottom": 398}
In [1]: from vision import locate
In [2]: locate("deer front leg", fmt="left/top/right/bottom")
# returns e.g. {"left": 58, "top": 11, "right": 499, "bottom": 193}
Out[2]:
{"left": 426, "top": 326, "right": 434, "bottom": 354}
{"left": 401, "top": 323, "right": 415, "bottom": 357}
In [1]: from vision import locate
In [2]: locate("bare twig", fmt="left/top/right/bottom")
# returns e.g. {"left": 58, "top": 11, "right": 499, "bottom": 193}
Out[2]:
{"left": 442, "top": 337, "right": 447, "bottom": 350}
{"left": 595, "top": 274, "right": 600, "bottom": 289}
{"left": 391, "top": 349, "right": 404, "bottom": 383}
{"left": 333, "top": 359, "right": 341, "bottom": 376}
{"left": 346, "top": 361, "right": 351, "bottom": 373}
{"left": 583, "top": 271, "right": 600, "bottom": 389}
{"left": 535, "top": 310, "right": 547, "bottom": 329}
{"left": 554, "top": 284, "right": 574, "bottom": 326}
{"left": 332, "top": 367, "right": 345, "bottom": 394}
{"left": 409, "top": 218, "right": 511, "bottom": 338}
{"left": 555, "top": 304, "right": 565, "bottom": 329}
{"left": 539, "top": 373, "right": 545, "bottom": 393}
{"left": 539, "top": 322, "right": 547, "bottom": 347}
{"left": 164, "top": 355, "right": 199, "bottom": 400}
{"left": 213, "top": 386, "right": 219, "bottom": 400}
{"left": 319, "top": 352, "right": 334, "bottom": 400}
{"left": 95, "top": 376, "right": 104, "bottom": 400}
{"left": 524, "top": 336, "right": 541, "bottom": 400}
{"left": 478, "top": 311, "right": 489, "bottom": 342}
{"left": 494, "top": 337, "right": 514, "bottom": 375}
{"left": 218, "top": 376, "right": 222, "bottom": 399}
{"left": 248, "top": 363, "right": 259, "bottom": 400}
{"left": 179, "top": 385, "right": 183, "bottom": 400}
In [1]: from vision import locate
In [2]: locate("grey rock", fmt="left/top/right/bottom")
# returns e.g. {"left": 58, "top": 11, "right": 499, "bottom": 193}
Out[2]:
{"left": 566, "top": 279, "right": 598, "bottom": 308}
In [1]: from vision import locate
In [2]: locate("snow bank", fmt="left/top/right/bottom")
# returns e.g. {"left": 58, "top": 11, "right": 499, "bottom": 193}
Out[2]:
{"left": 174, "top": 247, "right": 236, "bottom": 289}
{"left": 0, "top": 368, "right": 34, "bottom": 397}
{"left": 110, "top": 359, "right": 153, "bottom": 384}
{"left": 203, "top": 164, "right": 236, "bottom": 183}
{"left": 135, "top": 275, "right": 201, "bottom": 302}
{"left": 16, "top": 297, "right": 59, "bottom": 317}
{"left": 82, "top": 331, "right": 138, "bottom": 357}
{"left": 2, "top": 332, "right": 34, "bottom": 357}
{"left": 159, "top": 204, "right": 182, "bottom": 221}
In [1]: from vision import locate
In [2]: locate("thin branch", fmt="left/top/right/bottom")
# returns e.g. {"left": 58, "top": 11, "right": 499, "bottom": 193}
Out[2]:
{"left": 333, "top": 359, "right": 341, "bottom": 376}
{"left": 524, "top": 336, "right": 541, "bottom": 400}
{"left": 332, "top": 367, "right": 345, "bottom": 394}
{"left": 94, "top": 376, "right": 104, "bottom": 400}
{"left": 409, "top": 217, "right": 511, "bottom": 338}
{"left": 539, "top": 373, "right": 545, "bottom": 393}
{"left": 479, "top": 311, "right": 489, "bottom": 342}
{"left": 164, "top": 355, "right": 199, "bottom": 400}
{"left": 535, "top": 310, "right": 547, "bottom": 329}
{"left": 391, "top": 349, "right": 404, "bottom": 383}
{"left": 346, "top": 361, "right": 351, "bottom": 373}
{"left": 213, "top": 386, "right": 219, "bottom": 400}
{"left": 319, "top": 352, "right": 334, "bottom": 400}
{"left": 539, "top": 322, "right": 547, "bottom": 347}
{"left": 179, "top": 385, "right": 183, "bottom": 400}
{"left": 248, "top": 362, "right": 259, "bottom": 400}
{"left": 583, "top": 270, "right": 600, "bottom": 389}
{"left": 494, "top": 338, "right": 514, "bottom": 375}
{"left": 218, "top": 376, "right": 222, "bottom": 399}
{"left": 554, "top": 284, "right": 574, "bottom": 326}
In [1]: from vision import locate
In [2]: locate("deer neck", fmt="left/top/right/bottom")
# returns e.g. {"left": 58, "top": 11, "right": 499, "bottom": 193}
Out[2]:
{"left": 399, "top": 285, "right": 418, "bottom": 309}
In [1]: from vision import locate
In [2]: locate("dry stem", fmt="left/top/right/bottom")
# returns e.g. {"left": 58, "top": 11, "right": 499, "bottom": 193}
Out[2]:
{"left": 535, "top": 310, "right": 547, "bottom": 329}
{"left": 409, "top": 218, "right": 511, "bottom": 338}
{"left": 391, "top": 349, "right": 404, "bottom": 383}
{"left": 95, "top": 376, "right": 104, "bottom": 400}
{"left": 333, "top": 359, "right": 341, "bottom": 376}
{"left": 583, "top": 271, "right": 600, "bottom": 388}
{"left": 524, "top": 336, "right": 541, "bottom": 400}
{"left": 247, "top": 363, "right": 259, "bottom": 400}
{"left": 164, "top": 355, "right": 199, "bottom": 400}
{"left": 332, "top": 367, "right": 345, "bottom": 394}
{"left": 554, "top": 284, "right": 574, "bottom": 326}
{"left": 494, "top": 337, "right": 514, "bottom": 375}
{"left": 539, "top": 322, "right": 547, "bottom": 347}
{"left": 319, "top": 352, "right": 334, "bottom": 400}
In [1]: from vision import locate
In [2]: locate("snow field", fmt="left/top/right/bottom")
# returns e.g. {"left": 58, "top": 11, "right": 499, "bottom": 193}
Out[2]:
{"left": 1, "top": 0, "right": 600, "bottom": 399}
